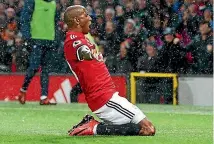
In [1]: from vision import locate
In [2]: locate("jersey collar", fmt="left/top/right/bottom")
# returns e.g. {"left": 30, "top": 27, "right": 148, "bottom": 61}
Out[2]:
{"left": 67, "top": 31, "right": 85, "bottom": 38}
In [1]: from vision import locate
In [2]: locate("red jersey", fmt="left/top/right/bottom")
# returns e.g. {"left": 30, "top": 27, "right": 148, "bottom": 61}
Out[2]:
{"left": 64, "top": 31, "right": 117, "bottom": 111}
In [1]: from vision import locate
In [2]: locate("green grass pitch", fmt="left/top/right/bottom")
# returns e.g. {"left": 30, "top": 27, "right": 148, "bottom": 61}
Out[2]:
{"left": 0, "top": 102, "right": 212, "bottom": 144}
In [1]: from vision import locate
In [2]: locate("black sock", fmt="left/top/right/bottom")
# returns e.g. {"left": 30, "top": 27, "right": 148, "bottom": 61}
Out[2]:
{"left": 96, "top": 123, "right": 141, "bottom": 136}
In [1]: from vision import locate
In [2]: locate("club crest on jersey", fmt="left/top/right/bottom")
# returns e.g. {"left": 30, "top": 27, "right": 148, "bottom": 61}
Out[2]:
{"left": 70, "top": 35, "right": 77, "bottom": 39}
{"left": 73, "top": 40, "right": 82, "bottom": 47}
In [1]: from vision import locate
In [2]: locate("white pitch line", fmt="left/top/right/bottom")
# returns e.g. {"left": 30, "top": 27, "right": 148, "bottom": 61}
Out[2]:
{"left": 0, "top": 107, "right": 212, "bottom": 115}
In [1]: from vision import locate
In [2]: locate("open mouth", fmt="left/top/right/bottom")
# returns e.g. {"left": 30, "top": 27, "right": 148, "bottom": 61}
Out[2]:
{"left": 88, "top": 21, "right": 92, "bottom": 28}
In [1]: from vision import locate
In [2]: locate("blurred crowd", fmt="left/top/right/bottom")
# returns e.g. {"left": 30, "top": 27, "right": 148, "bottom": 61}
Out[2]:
{"left": 0, "top": 0, "right": 213, "bottom": 74}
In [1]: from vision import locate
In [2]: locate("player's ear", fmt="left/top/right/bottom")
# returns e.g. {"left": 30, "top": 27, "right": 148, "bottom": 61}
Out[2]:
{"left": 74, "top": 17, "right": 80, "bottom": 25}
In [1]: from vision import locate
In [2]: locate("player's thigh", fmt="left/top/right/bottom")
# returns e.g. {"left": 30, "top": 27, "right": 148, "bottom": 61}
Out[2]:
{"left": 94, "top": 104, "right": 130, "bottom": 125}
{"left": 93, "top": 93, "right": 146, "bottom": 125}
{"left": 110, "top": 93, "right": 147, "bottom": 124}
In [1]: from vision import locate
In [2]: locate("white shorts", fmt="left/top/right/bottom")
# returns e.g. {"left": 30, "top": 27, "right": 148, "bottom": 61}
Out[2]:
{"left": 93, "top": 92, "right": 146, "bottom": 125}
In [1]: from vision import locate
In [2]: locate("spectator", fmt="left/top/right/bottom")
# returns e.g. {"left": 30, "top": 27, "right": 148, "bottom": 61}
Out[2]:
{"left": 163, "top": 0, "right": 180, "bottom": 28}
{"left": 99, "top": 43, "right": 116, "bottom": 73}
{"left": 58, "top": 11, "right": 68, "bottom": 39}
{"left": 95, "top": 15, "right": 105, "bottom": 39}
{"left": 135, "top": 0, "right": 153, "bottom": 31}
{"left": 95, "top": 8, "right": 102, "bottom": 16}
{"left": 123, "top": 19, "right": 141, "bottom": 71}
{"left": 176, "top": 10, "right": 192, "bottom": 47}
{"left": 0, "top": 3, "right": 6, "bottom": 17}
{"left": 197, "top": 1, "right": 207, "bottom": 16}
{"left": 149, "top": 0, "right": 160, "bottom": 20}
{"left": 60, "top": 0, "right": 70, "bottom": 11}
{"left": 17, "top": 0, "right": 59, "bottom": 105}
{"left": 114, "top": 41, "right": 132, "bottom": 74}
{"left": 103, "top": 21, "right": 120, "bottom": 56}
{"left": 0, "top": 8, "right": 10, "bottom": 71}
{"left": 92, "top": 0, "right": 100, "bottom": 10}
{"left": 0, "top": 9, "right": 15, "bottom": 46}
{"left": 115, "top": 5, "right": 125, "bottom": 38}
{"left": 12, "top": 33, "right": 29, "bottom": 72}
{"left": 206, "top": 0, "right": 213, "bottom": 11}
{"left": 104, "top": 0, "right": 118, "bottom": 8}
{"left": 162, "top": 12, "right": 170, "bottom": 29}
{"left": 186, "top": 21, "right": 213, "bottom": 74}
{"left": 104, "top": 7, "right": 115, "bottom": 22}
{"left": 0, "top": 0, "right": 212, "bottom": 76}
{"left": 155, "top": 27, "right": 187, "bottom": 73}
{"left": 89, "top": 0, "right": 101, "bottom": 18}
{"left": 86, "top": 5, "right": 93, "bottom": 16}
{"left": 137, "top": 42, "right": 158, "bottom": 72}
{"left": 186, "top": 4, "right": 202, "bottom": 37}
{"left": 178, "top": 4, "right": 187, "bottom": 22}
{"left": 0, "top": 14, "right": 6, "bottom": 32}
{"left": 0, "top": 21, "right": 10, "bottom": 72}
{"left": 1, "top": 28, "right": 15, "bottom": 46}
{"left": 0, "top": 13, "right": 6, "bottom": 32}
{"left": 124, "top": 0, "right": 135, "bottom": 19}
{"left": 86, "top": 5, "right": 98, "bottom": 35}
{"left": 4, "top": 0, "right": 16, "bottom": 8}
{"left": 123, "top": 18, "right": 137, "bottom": 39}
{"left": 203, "top": 9, "right": 213, "bottom": 28}
{"left": 147, "top": 30, "right": 163, "bottom": 50}
{"left": 14, "top": 0, "right": 24, "bottom": 17}
{"left": 73, "top": 0, "right": 82, "bottom": 5}
{"left": 5, "top": 8, "right": 17, "bottom": 32}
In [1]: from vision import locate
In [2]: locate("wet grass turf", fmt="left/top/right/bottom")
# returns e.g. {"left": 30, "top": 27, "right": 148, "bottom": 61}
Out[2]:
{"left": 0, "top": 102, "right": 212, "bottom": 144}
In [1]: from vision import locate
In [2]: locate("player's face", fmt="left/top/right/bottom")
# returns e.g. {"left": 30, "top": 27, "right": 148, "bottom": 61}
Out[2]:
{"left": 78, "top": 10, "right": 92, "bottom": 34}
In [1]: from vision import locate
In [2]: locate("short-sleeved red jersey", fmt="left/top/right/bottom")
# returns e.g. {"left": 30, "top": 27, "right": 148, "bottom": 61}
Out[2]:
{"left": 64, "top": 31, "right": 117, "bottom": 111}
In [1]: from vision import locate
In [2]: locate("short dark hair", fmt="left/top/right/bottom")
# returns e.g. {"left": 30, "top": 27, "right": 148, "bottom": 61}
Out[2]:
{"left": 200, "top": 20, "right": 212, "bottom": 28}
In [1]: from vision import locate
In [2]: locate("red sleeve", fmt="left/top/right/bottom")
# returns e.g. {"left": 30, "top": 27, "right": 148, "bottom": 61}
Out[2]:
{"left": 64, "top": 38, "right": 90, "bottom": 61}
{"left": 64, "top": 34, "right": 96, "bottom": 61}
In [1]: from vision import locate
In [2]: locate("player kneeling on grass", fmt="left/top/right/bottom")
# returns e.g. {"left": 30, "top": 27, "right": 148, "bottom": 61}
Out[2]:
{"left": 64, "top": 5, "right": 156, "bottom": 136}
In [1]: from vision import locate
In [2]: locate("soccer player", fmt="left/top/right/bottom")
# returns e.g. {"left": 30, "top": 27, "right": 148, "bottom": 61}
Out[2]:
{"left": 64, "top": 5, "right": 156, "bottom": 136}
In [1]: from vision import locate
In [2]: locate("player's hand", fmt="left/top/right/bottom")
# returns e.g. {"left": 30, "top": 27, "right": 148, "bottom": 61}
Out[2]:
{"left": 91, "top": 49, "right": 103, "bottom": 62}
{"left": 173, "top": 38, "right": 180, "bottom": 44}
